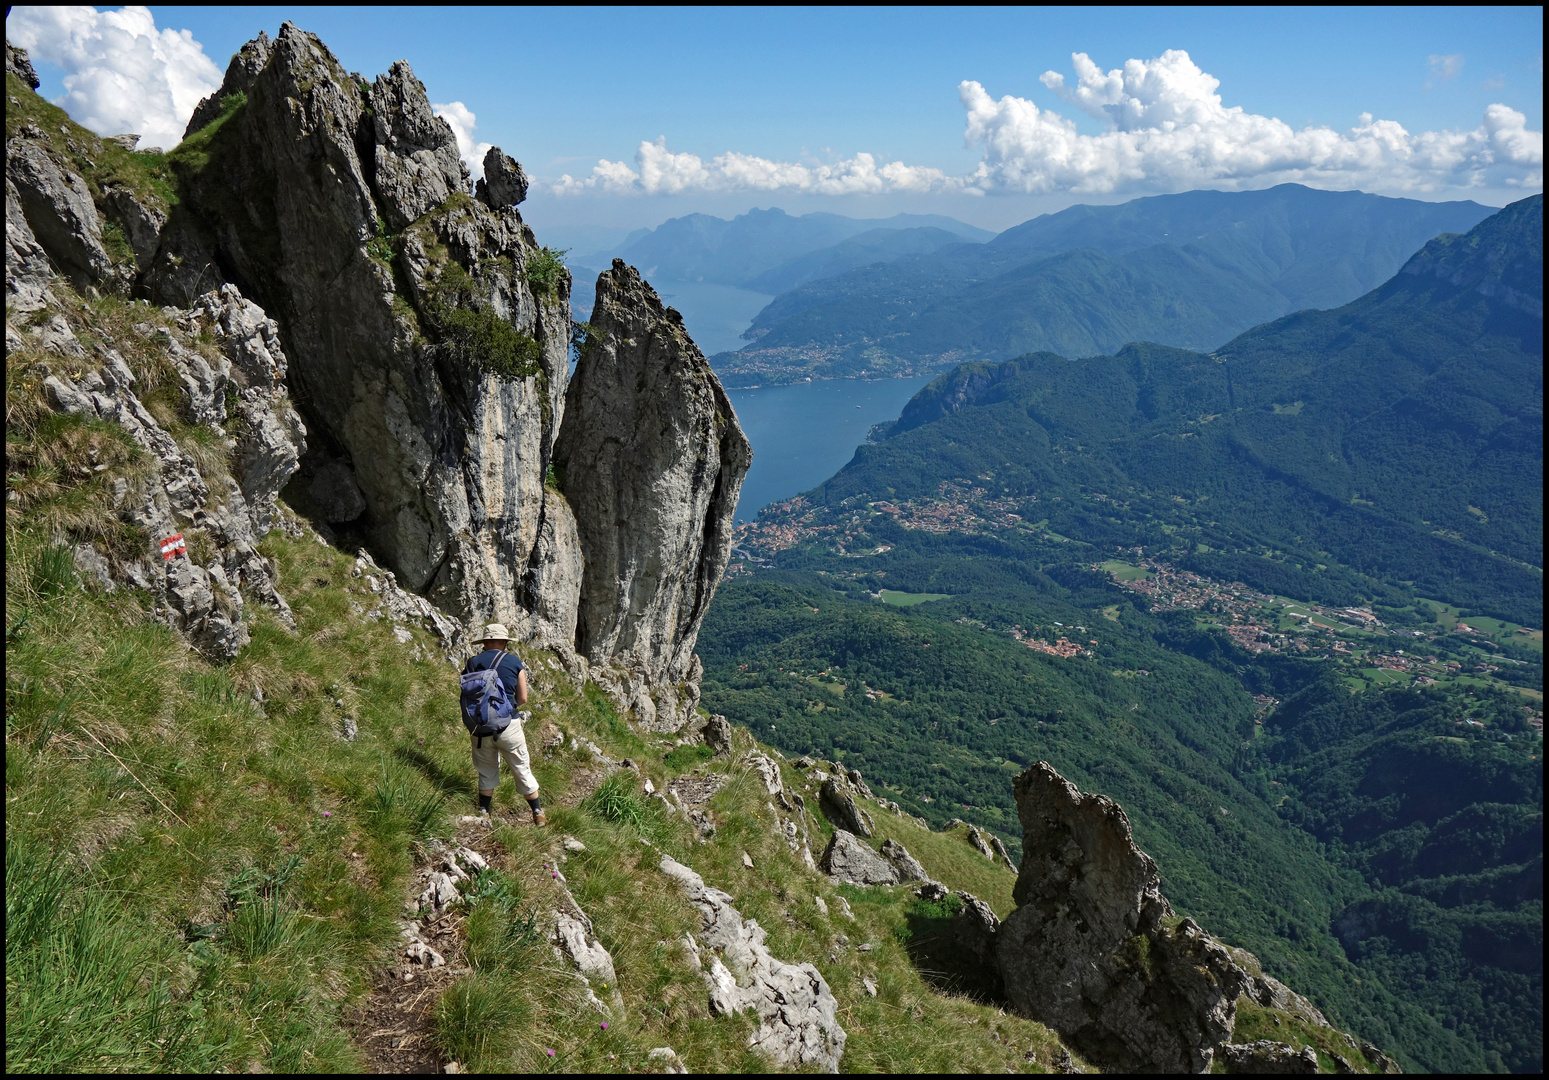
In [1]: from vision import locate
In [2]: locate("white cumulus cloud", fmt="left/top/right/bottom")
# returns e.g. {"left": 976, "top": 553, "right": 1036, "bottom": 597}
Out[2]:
{"left": 8, "top": 5, "right": 222, "bottom": 151}
{"left": 962, "top": 50, "right": 1541, "bottom": 195}
{"left": 554, "top": 137, "right": 959, "bottom": 197}
{"left": 555, "top": 49, "right": 1541, "bottom": 199}
{"left": 432, "top": 100, "right": 493, "bottom": 182}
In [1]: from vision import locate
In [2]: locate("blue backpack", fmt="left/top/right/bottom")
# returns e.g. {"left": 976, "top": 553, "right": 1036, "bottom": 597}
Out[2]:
{"left": 460, "top": 654, "right": 515, "bottom": 739}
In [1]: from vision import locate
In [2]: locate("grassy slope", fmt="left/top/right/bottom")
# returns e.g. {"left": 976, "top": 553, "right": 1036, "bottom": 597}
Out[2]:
{"left": 4, "top": 517, "right": 1084, "bottom": 1072}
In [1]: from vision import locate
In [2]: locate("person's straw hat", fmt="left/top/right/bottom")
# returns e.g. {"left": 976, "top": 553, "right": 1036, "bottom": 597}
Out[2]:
{"left": 481, "top": 622, "right": 511, "bottom": 642}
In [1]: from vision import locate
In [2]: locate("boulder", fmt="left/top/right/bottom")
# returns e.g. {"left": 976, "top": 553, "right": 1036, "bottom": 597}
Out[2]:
{"left": 879, "top": 838, "right": 930, "bottom": 883}
{"left": 967, "top": 825, "right": 994, "bottom": 860}
{"left": 819, "top": 830, "right": 897, "bottom": 886}
{"left": 554, "top": 260, "right": 750, "bottom": 730}
{"left": 1218, "top": 1041, "right": 1320, "bottom": 1074}
{"left": 661, "top": 854, "right": 845, "bottom": 1071}
{"left": 703, "top": 713, "right": 733, "bottom": 755}
{"left": 747, "top": 752, "right": 784, "bottom": 797}
{"left": 476, "top": 146, "right": 530, "bottom": 209}
{"left": 819, "top": 779, "right": 871, "bottom": 837}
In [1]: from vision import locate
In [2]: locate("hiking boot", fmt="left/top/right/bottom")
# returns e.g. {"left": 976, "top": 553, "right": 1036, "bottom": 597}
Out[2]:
{"left": 531, "top": 806, "right": 547, "bottom": 827}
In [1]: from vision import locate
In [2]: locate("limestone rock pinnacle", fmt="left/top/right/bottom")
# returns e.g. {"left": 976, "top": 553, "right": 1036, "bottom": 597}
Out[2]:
{"left": 553, "top": 260, "right": 751, "bottom": 730}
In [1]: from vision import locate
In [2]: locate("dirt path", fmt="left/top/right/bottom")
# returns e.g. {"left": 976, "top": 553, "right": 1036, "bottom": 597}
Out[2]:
{"left": 346, "top": 760, "right": 608, "bottom": 1073}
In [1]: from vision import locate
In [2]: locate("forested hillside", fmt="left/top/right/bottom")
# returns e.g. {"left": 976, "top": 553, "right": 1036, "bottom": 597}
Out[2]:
{"left": 703, "top": 195, "right": 1543, "bottom": 1072}
{"left": 714, "top": 184, "right": 1493, "bottom": 385}
{"left": 831, "top": 196, "right": 1542, "bottom": 625}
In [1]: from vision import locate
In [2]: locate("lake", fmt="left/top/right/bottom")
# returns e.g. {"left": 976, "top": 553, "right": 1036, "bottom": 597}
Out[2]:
{"left": 571, "top": 271, "right": 773, "bottom": 358}
{"left": 726, "top": 376, "right": 934, "bottom": 521}
{"left": 569, "top": 264, "right": 933, "bottom": 520}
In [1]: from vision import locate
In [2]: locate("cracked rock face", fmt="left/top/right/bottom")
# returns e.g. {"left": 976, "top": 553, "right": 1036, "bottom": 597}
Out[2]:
{"left": 554, "top": 261, "right": 751, "bottom": 731}
{"left": 6, "top": 176, "right": 55, "bottom": 312}
{"left": 660, "top": 854, "right": 845, "bottom": 1071}
{"left": 36, "top": 289, "right": 306, "bottom": 658}
{"left": 996, "top": 762, "right": 1250, "bottom": 1073}
{"left": 7, "top": 137, "right": 114, "bottom": 291}
{"left": 156, "top": 24, "right": 571, "bottom": 638}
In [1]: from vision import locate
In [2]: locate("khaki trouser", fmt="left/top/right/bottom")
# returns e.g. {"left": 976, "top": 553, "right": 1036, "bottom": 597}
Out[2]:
{"left": 471, "top": 717, "right": 539, "bottom": 796}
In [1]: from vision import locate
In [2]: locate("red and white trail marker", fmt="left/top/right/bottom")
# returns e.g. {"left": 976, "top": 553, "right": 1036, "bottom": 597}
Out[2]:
{"left": 159, "top": 533, "right": 187, "bottom": 560}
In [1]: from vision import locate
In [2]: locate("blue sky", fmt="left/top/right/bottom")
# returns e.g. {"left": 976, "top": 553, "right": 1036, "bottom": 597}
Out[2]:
{"left": 11, "top": 6, "right": 1543, "bottom": 237}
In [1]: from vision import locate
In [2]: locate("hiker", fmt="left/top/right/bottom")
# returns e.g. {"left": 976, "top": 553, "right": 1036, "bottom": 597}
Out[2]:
{"left": 460, "top": 622, "right": 546, "bottom": 826}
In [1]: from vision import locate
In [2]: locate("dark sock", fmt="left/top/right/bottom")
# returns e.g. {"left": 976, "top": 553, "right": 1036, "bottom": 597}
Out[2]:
{"left": 478, "top": 794, "right": 492, "bottom": 812}
{"left": 526, "top": 796, "right": 542, "bottom": 812}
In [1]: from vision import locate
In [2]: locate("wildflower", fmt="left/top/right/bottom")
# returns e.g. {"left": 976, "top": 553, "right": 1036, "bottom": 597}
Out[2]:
{"left": 323, "top": 811, "right": 331, "bottom": 817}
{"left": 601, "top": 1022, "right": 608, "bottom": 1030}
{"left": 547, "top": 1049, "right": 555, "bottom": 1057}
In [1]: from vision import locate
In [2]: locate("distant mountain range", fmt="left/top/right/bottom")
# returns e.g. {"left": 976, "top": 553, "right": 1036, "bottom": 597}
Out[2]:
{"left": 568, "top": 207, "right": 992, "bottom": 293}
{"left": 839, "top": 193, "right": 1543, "bottom": 624}
{"left": 713, "top": 185, "right": 1496, "bottom": 386}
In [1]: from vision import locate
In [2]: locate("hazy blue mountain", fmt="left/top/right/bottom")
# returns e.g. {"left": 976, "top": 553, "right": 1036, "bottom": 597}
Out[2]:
{"left": 844, "top": 194, "right": 1543, "bottom": 623}
{"left": 744, "top": 226, "right": 972, "bottom": 295}
{"left": 575, "top": 207, "right": 991, "bottom": 289}
{"left": 537, "top": 223, "right": 649, "bottom": 258}
{"left": 716, "top": 185, "right": 1495, "bottom": 384}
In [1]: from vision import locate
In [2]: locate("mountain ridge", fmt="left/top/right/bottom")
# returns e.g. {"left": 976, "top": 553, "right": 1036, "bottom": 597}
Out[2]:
{"left": 713, "top": 184, "right": 1497, "bottom": 386}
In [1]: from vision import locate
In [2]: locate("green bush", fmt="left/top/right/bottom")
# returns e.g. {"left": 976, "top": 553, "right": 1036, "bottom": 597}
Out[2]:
{"left": 423, "top": 261, "right": 543, "bottom": 381}
{"left": 524, "top": 247, "right": 568, "bottom": 297}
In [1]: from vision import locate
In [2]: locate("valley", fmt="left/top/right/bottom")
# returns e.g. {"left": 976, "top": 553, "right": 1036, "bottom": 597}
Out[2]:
{"left": 703, "top": 195, "right": 1543, "bottom": 1074}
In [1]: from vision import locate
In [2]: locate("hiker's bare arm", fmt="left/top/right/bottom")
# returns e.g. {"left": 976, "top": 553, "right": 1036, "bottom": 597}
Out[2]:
{"left": 516, "top": 669, "right": 528, "bottom": 706}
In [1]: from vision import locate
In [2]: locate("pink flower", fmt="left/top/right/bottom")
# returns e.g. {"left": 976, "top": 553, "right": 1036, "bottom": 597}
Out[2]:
{"left": 600, "top": 1022, "right": 608, "bottom": 1030}
{"left": 547, "top": 1049, "right": 555, "bottom": 1057}
{"left": 323, "top": 811, "right": 331, "bottom": 817}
